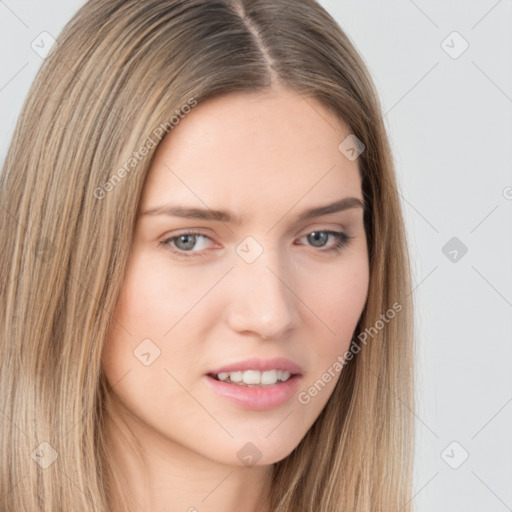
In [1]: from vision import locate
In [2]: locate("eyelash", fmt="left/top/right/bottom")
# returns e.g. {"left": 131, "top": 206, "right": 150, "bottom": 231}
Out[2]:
{"left": 159, "top": 230, "right": 352, "bottom": 259}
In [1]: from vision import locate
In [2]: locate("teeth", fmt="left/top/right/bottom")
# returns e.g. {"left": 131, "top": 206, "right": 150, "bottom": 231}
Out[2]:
{"left": 260, "top": 369, "right": 277, "bottom": 385}
{"left": 229, "top": 371, "right": 243, "bottom": 383}
{"left": 243, "top": 370, "right": 261, "bottom": 385}
{"left": 215, "top": 369, "right": 292, "bottom": 386}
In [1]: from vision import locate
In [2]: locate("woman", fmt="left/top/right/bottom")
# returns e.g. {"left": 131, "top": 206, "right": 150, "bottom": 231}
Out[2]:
{"left": 0, "top": 0, "right": 415, "bottom": 510}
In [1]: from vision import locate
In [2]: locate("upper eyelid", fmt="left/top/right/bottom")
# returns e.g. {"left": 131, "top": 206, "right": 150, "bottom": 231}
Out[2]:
{"left": 163, "top": 222, "right": 351, "bottom": 239}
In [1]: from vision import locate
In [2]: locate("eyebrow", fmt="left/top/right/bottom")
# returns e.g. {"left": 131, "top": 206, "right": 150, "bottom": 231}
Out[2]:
{"left": 139, "top": 196, "right": 365, "bottom": 224}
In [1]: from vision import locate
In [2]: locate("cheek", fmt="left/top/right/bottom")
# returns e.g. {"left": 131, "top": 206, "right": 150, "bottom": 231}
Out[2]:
{"left": 100, "top": 264, "right": 203, "bottom": 429}
{"left": 300, "top": 254, "right": 369, "bottom": 381}
{"left": 101, "top": 253, "right": 217, "bottom": 383}
{"left": 307, "top": 257, "right": 369, "bottom": 335}
{"left": 113, "top": 256, "right": 210, "bottom": 336}
{"left": 292, "top": 263, "right": 368, "bottom": 420}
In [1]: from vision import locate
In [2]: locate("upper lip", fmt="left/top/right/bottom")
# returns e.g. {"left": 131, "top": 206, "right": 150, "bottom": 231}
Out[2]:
{"left": 207, "top": 357, "right": 303, "bottom": 376}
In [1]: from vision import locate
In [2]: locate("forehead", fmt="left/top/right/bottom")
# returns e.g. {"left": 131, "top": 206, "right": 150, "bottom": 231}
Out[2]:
{"left": 139, "top": 89, "right": 363, "bottom": 221}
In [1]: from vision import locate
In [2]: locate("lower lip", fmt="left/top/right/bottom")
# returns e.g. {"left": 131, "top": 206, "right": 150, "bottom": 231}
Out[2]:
{"left": 204, "top": 374, "right": 302, "bottom": 410}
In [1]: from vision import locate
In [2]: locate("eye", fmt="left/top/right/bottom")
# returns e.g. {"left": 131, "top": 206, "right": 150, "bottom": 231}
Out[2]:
{"left": 159, "top": 231, "right": 214, "bottom": 258}
{"left": 159, "top": 229, "right": 352, "bottom": 259}
{"left": 297, "top": 230, "right": 352, "bottom": 253}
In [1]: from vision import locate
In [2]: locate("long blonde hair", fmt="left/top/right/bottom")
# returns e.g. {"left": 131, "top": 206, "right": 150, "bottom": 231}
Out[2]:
{"left": 0, "top": 0, "right": 415, "bottom": 510}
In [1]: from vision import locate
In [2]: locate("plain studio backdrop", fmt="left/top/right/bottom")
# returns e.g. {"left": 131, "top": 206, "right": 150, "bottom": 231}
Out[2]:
{"left": 1, "top": 1, "right": 511, "bottom": 510}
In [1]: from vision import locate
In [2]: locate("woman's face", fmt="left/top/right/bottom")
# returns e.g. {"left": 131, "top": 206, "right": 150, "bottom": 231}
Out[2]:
{"left": 102, "top": 86, "right": 369, "bottom": 467}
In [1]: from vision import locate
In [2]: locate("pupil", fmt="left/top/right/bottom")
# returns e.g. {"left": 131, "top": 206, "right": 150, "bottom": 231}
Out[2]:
{"left": 308, "top": 231, "right": 327, "bottom": 247}
{"left": 177, "top": 234, "right": 195, "bottom": 250}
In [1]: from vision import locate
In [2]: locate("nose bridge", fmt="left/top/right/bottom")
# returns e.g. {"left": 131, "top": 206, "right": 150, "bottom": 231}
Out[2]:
{"left": 227, "top": 238, "right": 298, "bottom": 339}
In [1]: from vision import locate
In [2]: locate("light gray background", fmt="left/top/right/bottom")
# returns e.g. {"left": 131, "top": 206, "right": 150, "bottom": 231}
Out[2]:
{"left": 1, "top": 1, "right": 511, "bottom": 510}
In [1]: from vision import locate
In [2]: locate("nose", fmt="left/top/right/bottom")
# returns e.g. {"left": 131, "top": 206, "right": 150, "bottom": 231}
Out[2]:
{"left": 226, "top": 248, "right": 299, "bottom": 341}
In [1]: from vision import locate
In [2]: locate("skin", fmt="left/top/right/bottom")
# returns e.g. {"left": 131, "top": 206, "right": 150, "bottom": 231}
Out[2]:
{"left": 101, "top": 85, "right": 370, "bottom": 512}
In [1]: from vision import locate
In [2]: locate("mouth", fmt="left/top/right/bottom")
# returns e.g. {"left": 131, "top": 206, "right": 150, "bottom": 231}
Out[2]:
{"left": 207, "top": 369, "right": 296, "bottom": 387}
{"left": 204, "top": 358, "right": 303, "bottom": 410}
